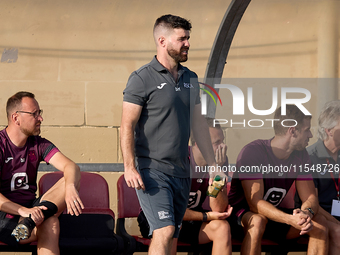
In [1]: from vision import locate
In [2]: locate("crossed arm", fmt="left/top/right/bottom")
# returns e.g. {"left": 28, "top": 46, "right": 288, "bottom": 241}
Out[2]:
{"left": 48, "top": 151, "right": 83, "bottom": 215}
{"left": 242, "top": 179, "right": 317, "bottom": 235}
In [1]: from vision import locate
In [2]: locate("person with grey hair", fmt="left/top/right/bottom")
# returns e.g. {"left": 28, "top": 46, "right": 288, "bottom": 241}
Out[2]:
{"left": 304, "top": 100, "right": 340, "bottom": 255}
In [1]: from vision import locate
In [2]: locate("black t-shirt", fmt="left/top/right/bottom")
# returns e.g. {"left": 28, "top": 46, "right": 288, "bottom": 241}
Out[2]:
{"left": 306, "top": 140, "right": 340, "bottom": 214}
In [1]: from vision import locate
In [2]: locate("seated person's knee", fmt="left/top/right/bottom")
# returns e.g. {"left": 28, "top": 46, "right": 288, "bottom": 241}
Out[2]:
{"left": 309, "top": 214, "right": 328, "bottom": 238}
{"left": 243, "top": 213, "right": 268, "bottom": 237}
{"left": 247, "top": 213, "right": 267, "bottom": 228}
{"left": 333, "top": 224, "right": 340, "bottom": 238}
{"left": 209, "top": 219, "right": 231, "bottom": 234}
{"left": 38, "top": 215, "right": 60, "bottom": 236}
{"left": 219, "top": 220, "right": 231, "bottom": 234}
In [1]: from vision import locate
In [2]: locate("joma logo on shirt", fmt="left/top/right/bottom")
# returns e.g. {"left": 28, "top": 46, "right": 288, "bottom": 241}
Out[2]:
{"left": 157, "top": 83, "right": 167, "bottom": 89}
{"left": 5, "top": 157, "right": 13, "bottom": 163}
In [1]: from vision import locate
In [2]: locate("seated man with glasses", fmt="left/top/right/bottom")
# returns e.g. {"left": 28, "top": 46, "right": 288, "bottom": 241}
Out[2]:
{"left": 0, "top": 91, "right": 84, "bottom": 255}
{"left": 16, "top": 109, "right": 43, "bottom": 119}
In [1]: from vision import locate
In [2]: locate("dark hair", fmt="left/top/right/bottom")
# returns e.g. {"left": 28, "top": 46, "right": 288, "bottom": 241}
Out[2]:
{"left": 154, "top": 14, "right": 192, "bottom": 32}
{"left": 6, "top": 91, "right": 35, "bottom": 119}
{"left": 273, "top": 105, "right": 311, "bottom": 135}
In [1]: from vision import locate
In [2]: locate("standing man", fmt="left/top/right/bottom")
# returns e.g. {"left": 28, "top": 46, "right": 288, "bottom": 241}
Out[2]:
{"left": 120, "top": 15, "right": 219, "bottom": 255}
{"left": 138, "top": 118, "right": 233, "bottom": 255}
{"left": 0, "top": 91, "right": 84, "bottom": 254}
{"left": 228, "top": 105, "right": 329, "bottom": 255}
{"left": 304, "top": 100, "right": 340, "bottom": 254}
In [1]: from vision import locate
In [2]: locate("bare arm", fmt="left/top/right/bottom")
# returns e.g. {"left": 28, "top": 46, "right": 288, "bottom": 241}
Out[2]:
{"left": 191, "top": 104, "right": 215, "bottom": 166}
{"left": 296, "top": 180, "right": 319, "bottom": 217}
{"left": 0, "top": 193, "right": 45, "bottom": 226}
{"left": 192, "top": 104, "right": 225, "bottom": 182}
{"left": 318, "top": 205, "right": 340, "bottom": 224}
{"left": 120, "top": 101, "right": 144, "bottom": 190}
{"left": 242, "top": 179, "right": 311, "bottom": 233}
{"left": 209, "top": 143, "right": 229, "bottom": 212}
{"left": 49, "top": 151, "right": 84, "bottom": 215}
{"left": 209, "top": 188, "right": 229, "bottom": 212}
{"left": 0, "top": 193, "right": 40, "bottom": 215}
{"left": 182, "top": 206, "right": 232, "bottom": 221}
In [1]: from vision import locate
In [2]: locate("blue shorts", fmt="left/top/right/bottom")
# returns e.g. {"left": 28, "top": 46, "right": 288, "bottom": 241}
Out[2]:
{"left": 136, "top": 168, "right": 191, "bottom": 238}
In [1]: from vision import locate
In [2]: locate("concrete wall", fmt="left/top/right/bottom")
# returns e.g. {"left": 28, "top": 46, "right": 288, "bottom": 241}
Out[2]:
{"left": 1, "top": 0, "right": 339, "bottom": 165}
{"left": 0, "top": 0, "right": 233, "bottom": 164}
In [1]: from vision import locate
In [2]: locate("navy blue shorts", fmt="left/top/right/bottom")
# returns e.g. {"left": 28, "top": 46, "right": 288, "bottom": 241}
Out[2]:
{"left": 136, "top": 168, "right": 191, "bottom": 238}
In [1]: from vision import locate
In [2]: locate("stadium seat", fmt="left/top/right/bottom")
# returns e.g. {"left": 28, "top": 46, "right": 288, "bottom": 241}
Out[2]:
{"left": 39, "top": 171, "right": 123, "bottom": 255}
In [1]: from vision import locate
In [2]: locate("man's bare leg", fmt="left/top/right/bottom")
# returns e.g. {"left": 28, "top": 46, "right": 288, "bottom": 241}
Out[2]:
{"left": 40, "top": 177, "right": 81, "bottom": 215}
{"left": 241, "top": 212, "right": 268, "bottom": 255}
{"left": 286, "top": 214, "right": 328, "bottom": 255}
{"left": 327, "top": 221, "right": 340, "bottom": 255}
{"left": 199, "top": 219, "right": 232, "bottom": 255}
{"left": 18, "top": 216, "right": 60, "bottom": 255}
{"left": 149, "top": 225, "right": 175, "bottom": 255}
{"left": 36, "top": 216, "right": 60, "bottom": 255}
{"left": 170, "top": 237, "right": 178, "bottom": 255}
{"left": 15, "top": 177, "right": 81, "bottom": 254}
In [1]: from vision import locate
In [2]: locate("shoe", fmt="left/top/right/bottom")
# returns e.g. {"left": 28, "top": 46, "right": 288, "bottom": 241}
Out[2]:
{"left": 11, "top": 216, "right": 36, "bottom": 242}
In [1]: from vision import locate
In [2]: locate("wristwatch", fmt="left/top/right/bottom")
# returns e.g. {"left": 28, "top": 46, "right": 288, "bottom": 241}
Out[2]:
{"left": 306, "top": 207, "right": 314, "bottom": 217}
{"left": 202, "top": 212, "right": 208, "bottom": 222}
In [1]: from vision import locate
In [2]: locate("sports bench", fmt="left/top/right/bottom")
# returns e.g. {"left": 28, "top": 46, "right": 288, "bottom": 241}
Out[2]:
{"left": 116, "top": 174, "right": 308, "bottom": 255}
{"left": 0, "top": 171, "right": 124, "bottom": 255}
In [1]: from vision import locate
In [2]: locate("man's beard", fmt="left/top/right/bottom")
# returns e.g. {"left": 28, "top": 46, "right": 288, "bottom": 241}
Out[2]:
{"left": 294, "top": 140, "right": 308, "bottom": 151}
{"left": 167, "top": 47, "right": 188, "bottom": 63}
{"left": 21, "top": 125, "right": 40, "bottom": 137}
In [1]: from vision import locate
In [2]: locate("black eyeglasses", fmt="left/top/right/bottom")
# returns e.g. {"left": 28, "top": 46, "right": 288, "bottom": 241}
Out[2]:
{"left": 16, "top": 109, "right": 43, "bottom": 119}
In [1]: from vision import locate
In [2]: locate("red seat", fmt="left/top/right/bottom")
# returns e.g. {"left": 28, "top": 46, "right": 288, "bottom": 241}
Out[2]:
{"left": 39, "top": 171, "right": 114, "bottom": 217}
{"left": 38, "top": 171, "right": 123, "bottom": 255}
{"left": 1, "top": 172, "right": 121, "bottom": 254}
{"left": 116, "top": 174, "right": 140, "bottom": 219}
{"left": 116, "top": 174, "right": 152, "bottom": 254}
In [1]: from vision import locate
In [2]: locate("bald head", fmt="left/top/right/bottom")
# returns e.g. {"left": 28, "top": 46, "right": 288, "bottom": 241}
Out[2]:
{"left": 153, "top": 14, "right": 192, "bottom": 45}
